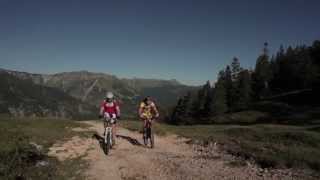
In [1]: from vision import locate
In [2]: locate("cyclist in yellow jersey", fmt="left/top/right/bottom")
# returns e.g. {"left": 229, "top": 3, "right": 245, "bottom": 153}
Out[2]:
{"left": 138, "top": 96, "right": 159, "bottom": 128}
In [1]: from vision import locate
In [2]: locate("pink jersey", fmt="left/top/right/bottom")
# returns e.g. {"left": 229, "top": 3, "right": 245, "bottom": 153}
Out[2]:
{"left": 101, "top": 100, "right": 119, "bottom": 115}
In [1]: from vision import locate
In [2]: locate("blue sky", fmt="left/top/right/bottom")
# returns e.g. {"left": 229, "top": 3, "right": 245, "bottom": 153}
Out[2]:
{"left": 1, "top": 0, "right": 319, "bottom": 85}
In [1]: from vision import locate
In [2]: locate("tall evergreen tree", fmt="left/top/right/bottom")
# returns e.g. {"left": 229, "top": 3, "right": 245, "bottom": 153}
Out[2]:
{"left": 212, "top": 71, "right": 228, "bottom": 115}
{"left": 270, "top": 45, "right": 286, "bottom": 93}
{"left": 190, "top": 84, "right": 206, "bottom": 119}
{"left": 171, "top": 92, "right": 192, "bottom": 125}
{"left": 227, "top": 57, "right": 242, "bottom": 111}
{"left": 203, "top": 81, "right": 212, "bottom": 117}
{"left": 297, "top": 46, "right": 317, "bottom": 89}
{"left": 171, "top": 98, "right": 183, "bottom": 124}
{"left": 230, "top": 57, "right": 242, "bottom": 111}
{"left": 191, "top": 81, "right": 212, "bottom": 123}
{"left": 231, "top": 57, "right": 241, "bottom": 80}
{"left": 225, "top": 65, "right": 233, "bottom": 109}
{"left": 253, "top": 43, "right": 272, "bottom": 99}
{"left": 236, "top": 70, "right": 252, "bottom": 110}
{"left": 310, "top": 40, "right": 320, "bottom": 91}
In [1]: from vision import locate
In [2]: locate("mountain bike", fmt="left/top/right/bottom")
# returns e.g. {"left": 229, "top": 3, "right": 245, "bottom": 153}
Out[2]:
{"left": 143, "top": 118, "right": 155, "bottom": 148}
{"left": 103, "top": 116, "right": 116, "bottom": 155}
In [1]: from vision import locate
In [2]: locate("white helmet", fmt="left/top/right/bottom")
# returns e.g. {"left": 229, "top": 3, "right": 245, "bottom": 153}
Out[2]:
{"left": 106, "top": 92, "right": 114, "bottom": 99}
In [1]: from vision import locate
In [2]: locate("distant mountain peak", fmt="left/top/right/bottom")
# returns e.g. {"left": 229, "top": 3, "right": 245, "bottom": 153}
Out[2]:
{"left": 0, "top": 68, "right": 196, "bottom": 118}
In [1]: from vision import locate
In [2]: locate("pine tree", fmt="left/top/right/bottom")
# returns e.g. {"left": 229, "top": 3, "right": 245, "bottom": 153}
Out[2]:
{"left": 236, "top": 70, "right": 252, "bottom": 110}
{"left": 226, "top": 57, "right": 242, "bottom": 111}
{"left": 297, "top": 46, "right": 317, "bottom": 89}
{"left": 171, "top": 98, "right": 183, "bottom": 125}
{"left": 192, "top": 88, "right": 204, "bottom": 116}
{"left": 229, "top": 57, "right": 242, "bottom": 111}
{"left": 189, "top": 81, "right": 212, "bottom": 123}
{"left": 203, "top": 81, "right": 212, "bottom": 117}
{"left": 253, "top": 42, "right": 272, "bottom": 99}
{"left": 181, "top": 92, "right": 192, "bottom": 124}
{"left": 225, "top": 65, "right": 233, "bottom": 109}
{"left": 171, "top": 92, "right": 192, "bottom": 125}
{"left": 212, "top": 71, "right": 228, "bottom": 115}
{"left": 270, "top": 45, "right": 285, "bottom": 93}
{"left": 231, "top": 57, "right": 241, "bottom": 81}
{"left": 310, "top": 40, "right": 320, "bottom": 91}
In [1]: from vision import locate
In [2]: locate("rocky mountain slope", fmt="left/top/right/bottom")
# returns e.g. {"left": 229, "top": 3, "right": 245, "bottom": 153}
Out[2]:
{"left": 0, "top": 71, "right": 96, "bottom": 118}
{"left": 0, "top": 69, "right": 196, "bottom": 118}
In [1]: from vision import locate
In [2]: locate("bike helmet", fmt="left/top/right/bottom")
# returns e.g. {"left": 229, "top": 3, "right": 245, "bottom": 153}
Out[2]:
{"left": 144, "top": 96, "right": 152, "bottom": 105}
{"left": 106, "top": 92, "right": 114, "bottom": 102}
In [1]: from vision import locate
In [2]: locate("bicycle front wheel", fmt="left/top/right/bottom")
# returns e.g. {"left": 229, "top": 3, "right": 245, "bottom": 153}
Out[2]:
{"left": 143, "top": 127, "right": 148, "bottom": 146}
{"left": 104, "top": 132, "right": 111, "bottom": 155}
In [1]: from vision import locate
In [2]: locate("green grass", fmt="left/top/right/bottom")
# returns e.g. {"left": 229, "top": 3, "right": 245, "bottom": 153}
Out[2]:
{"left": 121, "top": 119, "right": 320, "bottom": 173}
{"left": 210, "top": 111, "right": 269, "bottom": 124}
{"left": 0, "top": 117, "right": 91, "bottom": 180}
{"left": 217, "top": 125, "right": 320, "bottom": 170}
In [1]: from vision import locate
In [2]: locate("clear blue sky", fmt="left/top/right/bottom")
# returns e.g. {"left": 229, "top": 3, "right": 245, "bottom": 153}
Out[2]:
{"left": 1, "top": 0, "right": 319, "bottom": 85}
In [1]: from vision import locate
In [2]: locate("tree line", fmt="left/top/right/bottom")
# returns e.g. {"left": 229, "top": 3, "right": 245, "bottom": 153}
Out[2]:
{"left": 169, "top": 41, "right": 320, "bottom": 125}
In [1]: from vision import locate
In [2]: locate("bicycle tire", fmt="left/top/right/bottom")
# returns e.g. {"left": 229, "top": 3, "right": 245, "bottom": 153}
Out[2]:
{"left": 105, "top": 132, "right": 111, "bottom": 155}
{"left": 150, "top": 127, "right": 155, "bottom": 148}
{"left": 143, "top": 127, "right": 148, "bottom": 146}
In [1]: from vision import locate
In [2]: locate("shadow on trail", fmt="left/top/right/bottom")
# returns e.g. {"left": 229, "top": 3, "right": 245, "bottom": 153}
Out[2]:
{"left": 117, "top": 135, "right": 143, "bottom": 146}
{"left": 92, "top": 133, "right": 143, "bottom": 147}
{"left": 92, "top": 133, "right": 104, "bottom": 143}
{"left": 91, "top": 133, "right": 107, "bottom": 154}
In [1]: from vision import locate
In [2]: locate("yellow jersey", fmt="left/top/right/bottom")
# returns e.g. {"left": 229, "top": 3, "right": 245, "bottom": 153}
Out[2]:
{"left": 140, "top": 102, "right": 156, "bottom": 119}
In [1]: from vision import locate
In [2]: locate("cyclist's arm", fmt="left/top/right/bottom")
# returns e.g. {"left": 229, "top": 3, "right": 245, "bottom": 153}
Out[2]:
{"left": 100, "top": 101, "right": 105, "bottom": 116}
{"left": 152, "top": 103, "right": 159, "bottom": 118}
{"left": 138, "top": 104, "right": 144, "bottom": 118}
{"left": 115, "top": 102, "right": 121, "bottom": 118}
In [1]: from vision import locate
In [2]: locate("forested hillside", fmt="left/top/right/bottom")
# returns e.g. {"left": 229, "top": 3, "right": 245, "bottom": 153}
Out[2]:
{"left": 171, "top": 41, "right": 320, "bottom": 125}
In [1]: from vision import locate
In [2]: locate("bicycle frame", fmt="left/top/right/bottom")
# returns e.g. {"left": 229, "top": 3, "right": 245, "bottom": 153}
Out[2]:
{"left": 104, "top": 117, "right": 116, "bottom": 147}
{"left": 143, "top": 118, "right": 154, "bottom": 148}
{"left": 145, "top": 118, "right": 152, "bottom": 128}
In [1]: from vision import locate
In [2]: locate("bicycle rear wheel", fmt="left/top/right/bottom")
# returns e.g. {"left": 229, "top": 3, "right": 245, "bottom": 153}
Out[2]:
{"left": 150, "top": 128, "right": 154, "bottom": 148}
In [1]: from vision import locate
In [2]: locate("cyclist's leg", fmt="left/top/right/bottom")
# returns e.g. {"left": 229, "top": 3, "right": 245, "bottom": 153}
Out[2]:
{"left": 142, "top": 118, "right": 148, "bottom": 131}
{"left": 111, "top": 113, "right": 117, "bottom": 145}
{"left": 103, "top": 119, "right": 107, "bottom": 136}
{"left": 142, "top": 118, "right": 147, "bottom": 146}
{"left": 147, "top": 119, "right": 152, "bottom": 134}
{"left": 141, "top": 118, "right": 146, "bottom": 136}
{"left": 111, "top": 123, "right": 116, "bottom": 145}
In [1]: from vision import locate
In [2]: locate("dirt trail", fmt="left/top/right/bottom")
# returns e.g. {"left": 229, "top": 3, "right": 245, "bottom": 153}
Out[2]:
{"left": 48, "top": 121, "right": 302, "bottom": 180}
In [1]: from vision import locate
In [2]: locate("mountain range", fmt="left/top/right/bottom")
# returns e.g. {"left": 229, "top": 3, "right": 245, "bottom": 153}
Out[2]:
{"left": 0, "top": 68, "right": 196, "bottom": 119}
